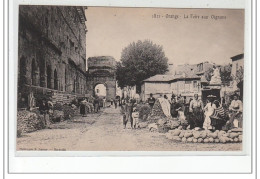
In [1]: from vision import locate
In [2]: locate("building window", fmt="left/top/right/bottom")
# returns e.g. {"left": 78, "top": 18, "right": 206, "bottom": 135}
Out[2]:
{"left": 31, "top": 59, "right": 37, "bottom": 86}
{"left": 193, "top": 81, "right": 197, "bottom": 88}
{"left": 19, "top": 56, "right": 27, "bottom": 85}
{"left": 54, "top": 69, "right": 58, "bottom": 90}
{"left": 185, "top": 81, "right": 191, "bottom": 84}
{"left": 65, "top": 68, "right": 67, "bottom": 91}
{"left": 47, "top": 65, "right": 52, "bottom": 89}
{"left": 39, "top": 58, "right": 46, "bottom": 87}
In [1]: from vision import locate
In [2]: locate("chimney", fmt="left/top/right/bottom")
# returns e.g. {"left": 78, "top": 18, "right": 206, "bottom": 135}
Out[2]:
{"left": 168, "top": 63, "right": 174, "bottom": 74}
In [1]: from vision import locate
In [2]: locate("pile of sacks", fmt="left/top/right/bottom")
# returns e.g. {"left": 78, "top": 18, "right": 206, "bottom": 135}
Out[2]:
{"left": 147, "top": 100, "right": 167, "bottom": 123}
{"left": 17, "top": 110, "right": 45, "bottom": 136}
{"left": 165, "top": 128, "right": 243, "bottom": 143}
{"left": 62, "top": 104, "right": 78, "bottom": 120}
{"left": 52, "top": 110, "right": 64, "bottom": 122}
{"left": 52, "top": 103, "right": 80, "bottom": 122}
{"left": 136, "top": 104, "right": 151, "bottom": 122}
{"left": 148, "top": 118, "right": 189, "bottom": 133}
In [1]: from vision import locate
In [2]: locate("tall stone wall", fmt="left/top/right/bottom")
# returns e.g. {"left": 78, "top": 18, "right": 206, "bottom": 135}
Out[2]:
{"left": 18, "top": 5, "right": 88, "bottom": 107}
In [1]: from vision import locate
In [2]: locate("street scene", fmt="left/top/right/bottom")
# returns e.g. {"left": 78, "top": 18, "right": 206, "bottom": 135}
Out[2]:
{"left": 17, "top": 6, "right": 244, "bottom": 151}
{"left": 17, "top": 106, "right": 241, "bottom": 151}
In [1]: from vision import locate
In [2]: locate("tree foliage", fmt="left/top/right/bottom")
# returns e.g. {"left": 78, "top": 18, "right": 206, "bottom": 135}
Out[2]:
{"left": 204, "top": 64, "right": 233, "bottom": 86}
{"left": 234, "top": 66, "right": 244, "bottom": 100}
{"left": 204, "top": 68, "right": 214, "bottom": 82}
{"left": 220, "top": 64, "right": 233, "bottom": 86}
{"left": 116, "top": 40, "right": 169, "bottom": 89}
{"left": 234, "top": 66, "right": 244, "bottom": 85}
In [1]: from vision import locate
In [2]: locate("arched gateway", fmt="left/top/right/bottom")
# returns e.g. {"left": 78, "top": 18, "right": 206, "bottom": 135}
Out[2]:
{"left": 86, "top": 56, "right": 116, "bottom": 101}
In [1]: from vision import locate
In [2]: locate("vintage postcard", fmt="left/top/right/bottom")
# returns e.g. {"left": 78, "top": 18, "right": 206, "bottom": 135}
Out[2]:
{"left": 16, "top": 6, "right": 245, "bottom": 152}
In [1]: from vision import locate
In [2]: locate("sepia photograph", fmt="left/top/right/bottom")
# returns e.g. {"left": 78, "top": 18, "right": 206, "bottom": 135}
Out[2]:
{"left": 16, "top": 6, "right": 245, "bottom": 151}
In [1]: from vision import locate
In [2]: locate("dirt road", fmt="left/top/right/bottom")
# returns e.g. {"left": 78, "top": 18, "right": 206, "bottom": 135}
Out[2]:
{"left": 17, "top": 107, "right": 242, "bottom": 151}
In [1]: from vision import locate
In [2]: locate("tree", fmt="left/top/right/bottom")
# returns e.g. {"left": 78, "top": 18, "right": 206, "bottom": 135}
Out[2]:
{"left": 204, "top": 64, "right": 233, "bottom": 86}
{"left": 234, "top": 66, "right": 243, "bottom": 85}
{"left": 204, "top": 68, "right": 214, "bottom": 82}
{"left": 220, "top": 64, "right": 233, "bottom": 86}
{"left": 116, "top": 40, "right": 169, "bottom": 92}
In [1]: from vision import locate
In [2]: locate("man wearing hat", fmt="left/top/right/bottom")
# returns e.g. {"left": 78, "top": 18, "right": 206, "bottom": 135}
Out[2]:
{"left": 147, "top": 93, "right": 156, "bottom": 108}
{"left": 189, "top": 94, "right": 204, "bottom": 129}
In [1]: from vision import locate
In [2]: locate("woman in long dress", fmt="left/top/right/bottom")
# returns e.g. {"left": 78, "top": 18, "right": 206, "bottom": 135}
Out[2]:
{"left": 80, "top": 98, "right": 87, "bottom": 117}
{"left": 203, "top": 96, "right": 216, "bottom": 130}
{"left": 228, "top": 94, "right": 243, "bottom": 128}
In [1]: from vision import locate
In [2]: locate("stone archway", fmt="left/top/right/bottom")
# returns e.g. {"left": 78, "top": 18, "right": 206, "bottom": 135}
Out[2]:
{"left": 94, "top": 83, "right": 108, "bottom": 98}
{"left": 87, "top": 56, "right": 117, "bottom": 101}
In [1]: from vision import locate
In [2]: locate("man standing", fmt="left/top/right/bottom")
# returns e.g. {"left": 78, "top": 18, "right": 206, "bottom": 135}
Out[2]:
{"left": 114, "top": 98, "right": 118, "bottom": 109}
{"left": 189, "top": 94, "right": 204, "bottom": 129}
{"left": 170, "top": 97, "right": 182, "bottom": 119}
{"left": 126, "top": 99, "right": 137, "bottom": 129}
{"left": 93, "top": 96, "right": 99, "bottom": 113}
{"left": 147, "top": 93, "right": 156, "bottom": 108}
{"left": 39, "top": 98, "right": 50, "bottom": 128}
{"left": 103, "top": 97, "right": 106, "bottom": 108}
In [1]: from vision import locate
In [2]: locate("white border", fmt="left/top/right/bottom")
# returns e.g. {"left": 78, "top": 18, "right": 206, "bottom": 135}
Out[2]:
{"left": 8, "top": 0, "right": 253, "bottom": 174}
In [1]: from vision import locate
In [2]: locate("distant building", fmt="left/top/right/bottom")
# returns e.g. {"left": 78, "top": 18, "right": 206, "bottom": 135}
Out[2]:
{"left": 165, "top": 63, "right": 175, "bottom": 75}
{"left": 231, "top": 54, "right": 244, "bottom": 78}
{"left": 141, "top": 75, "right": 173, "bottom": 100}
{"left": 174, "top": 64, "right": 197, "bottom": 75}
{"left": 174, "top": 61, "right": 215, "bottom": 77}
{"left": 141, "top": 74, "right": 202, "bottom": 101}
{"left": 170, "top": 74, "right": 201, "bottom": 100}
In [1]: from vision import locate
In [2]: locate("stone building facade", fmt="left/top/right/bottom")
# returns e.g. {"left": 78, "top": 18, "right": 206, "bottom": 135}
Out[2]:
{"left": 174, "top": 61, "right": 215, "bottom": 77}
{"left": 18, "top": 5, "right": 87, "bottom": 107}
{"left": 140, "top": 74, "right": 201, "bottom": 101}
{"left": 86, "top": 56, "right": 117, "bottom": 101}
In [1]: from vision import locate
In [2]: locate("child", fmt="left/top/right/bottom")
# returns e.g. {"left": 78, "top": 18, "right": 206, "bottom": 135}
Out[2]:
{"left": 131, "top": 107, "right": 139, "bottom": 129}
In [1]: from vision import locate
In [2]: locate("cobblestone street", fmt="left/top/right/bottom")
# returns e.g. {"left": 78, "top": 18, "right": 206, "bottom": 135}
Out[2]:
{"left": 17, "top": 106, "right": 242, "bottom": 151}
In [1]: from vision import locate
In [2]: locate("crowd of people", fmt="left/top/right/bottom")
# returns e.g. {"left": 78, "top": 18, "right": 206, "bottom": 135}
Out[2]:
{"left": 36, "top": 91, "right": 243, "bottom": 132}
{"left": 120, "top": 98, "right": 139, "bottom": 129}
{"left": 188, "top": 93, "right": 243, "bottom": 131}
{"left": 119, "top": 92, "right": 243, "bottom": 131}
{"left": 148, "top": 93, "right": 243, "bottom": 131}
{"left": 37, "top": 95, "right": 122, "bottom": 127}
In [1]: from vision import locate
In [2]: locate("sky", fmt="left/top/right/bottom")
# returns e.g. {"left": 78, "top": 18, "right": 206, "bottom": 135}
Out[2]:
{"left": 85, "top": 7, "right": 244, "bottom": 67}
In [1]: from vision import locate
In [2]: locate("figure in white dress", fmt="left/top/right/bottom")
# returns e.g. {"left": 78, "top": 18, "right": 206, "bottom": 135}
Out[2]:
{"left": 203, "top": 95, "right": 217, "bottom": 130}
